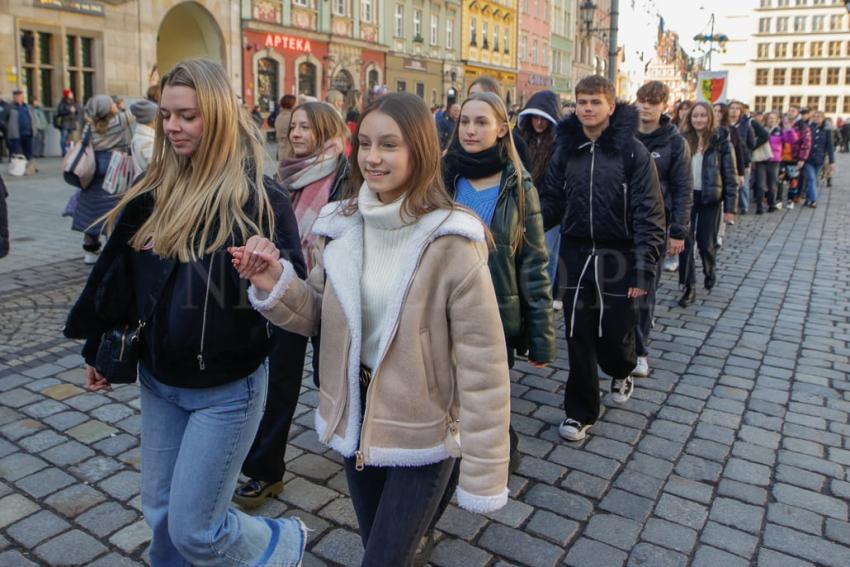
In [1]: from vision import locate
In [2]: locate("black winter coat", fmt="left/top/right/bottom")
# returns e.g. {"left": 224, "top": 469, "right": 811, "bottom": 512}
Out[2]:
{"left": 636, "top": 115, "right": 693, "bottom": 240}
{"left": 807, "top": 123, "right": 835, "bottom": 167}
{"left": 693, "top": 128, "right": 738, "bottom": 213}
{"left": 539, "top": 105, "right": 666, "bottom": 289}
{"left": 732, "top": 117, "right": 757, "bottom": 169}
{"left": 64, "top": 175, "right": 307, "bottom": 389}
{"left": 446, "top": 164, "right": 555, "bottom": 363}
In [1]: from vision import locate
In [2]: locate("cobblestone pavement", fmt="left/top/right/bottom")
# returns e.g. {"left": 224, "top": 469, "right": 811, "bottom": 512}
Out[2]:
{"left": 2, "top": 158, "right": 850, "bottom": 566}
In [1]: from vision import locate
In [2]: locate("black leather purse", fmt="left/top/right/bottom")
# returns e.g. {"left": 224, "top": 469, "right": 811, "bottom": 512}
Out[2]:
{"left": 95, "top": 258, "right": 176, "bottom": 384}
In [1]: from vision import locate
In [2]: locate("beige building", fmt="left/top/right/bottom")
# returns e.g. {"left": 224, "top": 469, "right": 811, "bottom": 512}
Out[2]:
{"left": 0, "top": 0, "right": 242, "bottom": 107}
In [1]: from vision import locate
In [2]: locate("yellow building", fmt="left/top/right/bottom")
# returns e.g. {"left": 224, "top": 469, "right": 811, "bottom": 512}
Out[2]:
{"left": 461, "top": 0, "right": 518, "bottom": 105}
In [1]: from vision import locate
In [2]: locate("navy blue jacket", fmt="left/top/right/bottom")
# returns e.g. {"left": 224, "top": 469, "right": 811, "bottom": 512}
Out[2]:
{"left": 807, "top": 123, "right": 835, "bottom": 167}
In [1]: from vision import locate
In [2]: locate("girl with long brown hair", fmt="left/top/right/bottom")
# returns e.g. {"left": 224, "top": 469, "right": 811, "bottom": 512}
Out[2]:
{"left": 230, "top": 92, "right": 512, "bottom": 564}
{"left": 678, "top": 101, "right": 738, "bottom": 307}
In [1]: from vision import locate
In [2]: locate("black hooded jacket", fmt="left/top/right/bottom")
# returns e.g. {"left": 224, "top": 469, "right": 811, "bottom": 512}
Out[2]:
{"left": 539, "top": 104, "right": 666, "bottom": 288}
{"left": 635, "top": 114, "right": 692, "bottom": 240}
{"left": 694, "top": 127, "right": 739, "bottom": 212}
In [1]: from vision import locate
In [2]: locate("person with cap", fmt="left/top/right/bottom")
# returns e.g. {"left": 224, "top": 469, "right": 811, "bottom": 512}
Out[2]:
{"left": 57, "top": 89, "right": 83, "bottom": 156}
{"left": 130, "top": 99, "right": 157, "bottom": 177}
{"left": 517, "top": 89, "right": 563, "bottom": 310}
{"left": 70, "top": 94, "right": 134, "bottom": 264}
{"left": 5, "top": 90, "right": 35, "bottom": 162}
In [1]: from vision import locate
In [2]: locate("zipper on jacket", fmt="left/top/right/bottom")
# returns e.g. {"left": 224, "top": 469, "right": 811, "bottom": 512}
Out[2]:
{"left": 589, "top": 143, "right": 597, "bottom": 250}
{"left": 622, "top": 182, "right": 630, "bottom": 237}
{"left": 196, "top": 260, "right": 214, "bottom": 371}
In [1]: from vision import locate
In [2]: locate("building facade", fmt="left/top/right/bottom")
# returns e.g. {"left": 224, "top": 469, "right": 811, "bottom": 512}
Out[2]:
{"left": 617, "top": 0, "right": 660, "bottom": 100}
{"left": 0, "top": 0, "right": 242, "bottom": 106}
{"left": 241, "top": 0, "right": 386, "bottom": 111}
{"left": 645, "top": 30, "right": 692, "bottom": 104}
{"left": 382, "top": 0, "right": 463, "bottom": 106}
{"left": 571, "top": 0, "right": 611, "bottom": 86}
{"left": 550, "top": 0, "right": 575, "bottom": 101}
{"left": 517, "top": 0, "right": 551, "bottom": 106}
{"left": 749, "top": 0, "right": 850, "bottom": 118}
{"left": 461, "top": 0, "right": 518, "bottom": 105}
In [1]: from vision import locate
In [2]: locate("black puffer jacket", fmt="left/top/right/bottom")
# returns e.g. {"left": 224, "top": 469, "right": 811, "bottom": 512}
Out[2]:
{"left": 539, "top": 105, "right": 666, "bottom": 288}
{"left": 694, "top": 127, "right": 738, "bottom": 213}
{"left": 636, "top": 114, "right": 692, "bottom": 240}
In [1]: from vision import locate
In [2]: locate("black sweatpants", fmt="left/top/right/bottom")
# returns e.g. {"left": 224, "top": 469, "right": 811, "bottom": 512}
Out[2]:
{"left": 754, "top": 161, "right": 779, "bottom": 212}
{"left": 240, "top": 327, "right": 308, "bottom": 482}
{"left": 562, "top": 241, "right": 638, "bottom": 425}
{"left": 679, "top": 195, "right": 721, "bottom": 288}
{"left": 635, "top": 235, "right": 666, "bottom": 357}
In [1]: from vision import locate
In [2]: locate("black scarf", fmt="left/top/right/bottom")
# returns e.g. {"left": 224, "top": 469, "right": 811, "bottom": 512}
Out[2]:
{"left": 443, "top": 142, "right": 506, "bottom": 189}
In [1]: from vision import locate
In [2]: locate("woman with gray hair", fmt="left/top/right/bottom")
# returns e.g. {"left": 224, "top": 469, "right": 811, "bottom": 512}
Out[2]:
{"left": 71, "top": 94, "right": 134, "bottom": 264}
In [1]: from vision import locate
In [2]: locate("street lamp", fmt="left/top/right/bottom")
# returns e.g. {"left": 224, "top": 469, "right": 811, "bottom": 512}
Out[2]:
{"left": 580, "top": 0, "right": 597, "bottom": 34}
{"left": 578, "top": 0, "right": 620, "bottom": 84}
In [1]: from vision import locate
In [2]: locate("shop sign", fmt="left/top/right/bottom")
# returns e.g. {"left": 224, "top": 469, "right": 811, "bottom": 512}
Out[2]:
{"left": 265, "top": 34, "right": 312, "bottom": 53}
{"left": 34, "top": 0, "right": 105, "bottom": 16}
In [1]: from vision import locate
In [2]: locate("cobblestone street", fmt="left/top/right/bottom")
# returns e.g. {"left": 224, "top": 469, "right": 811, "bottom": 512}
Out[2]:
{"left": 1, "top": 157, "right": 850, "bottom": 567}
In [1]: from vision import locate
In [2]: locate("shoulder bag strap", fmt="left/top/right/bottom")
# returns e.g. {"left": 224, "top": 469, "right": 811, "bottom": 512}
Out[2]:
{"left": 138, "top": 258, "right": 177, "bottom": 329}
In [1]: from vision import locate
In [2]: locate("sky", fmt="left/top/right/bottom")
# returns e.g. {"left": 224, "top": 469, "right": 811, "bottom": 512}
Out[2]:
{"left": 651, "top": 0, "right": 752, "bottom": 56}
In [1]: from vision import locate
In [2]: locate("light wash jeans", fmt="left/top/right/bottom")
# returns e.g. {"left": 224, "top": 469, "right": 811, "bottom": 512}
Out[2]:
{"left": 139, "top": 363, "right": 306, "bottom": 567}
{"left": 739, "top": 171, "right": 750, "bottom": 213}
{"left": 804, "top": 163, "right": 819, "bottom": 204}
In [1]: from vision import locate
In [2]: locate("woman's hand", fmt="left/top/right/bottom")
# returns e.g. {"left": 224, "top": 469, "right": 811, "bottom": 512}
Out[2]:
{"left": 85, "top": 365, "right": 112, "bottom": 392}
{"left": 228, "top": 239, "right": 283, "bottom": 294}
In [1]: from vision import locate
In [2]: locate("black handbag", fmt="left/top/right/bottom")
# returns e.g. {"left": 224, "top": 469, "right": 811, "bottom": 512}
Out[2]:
{"left": 94, "top": 258, "right": 176, "bottom": 384}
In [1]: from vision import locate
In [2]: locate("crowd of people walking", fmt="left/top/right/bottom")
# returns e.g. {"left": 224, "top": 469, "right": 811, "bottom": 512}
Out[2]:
{"left": 55, "top": 55, "right": 837, "bottom": 567}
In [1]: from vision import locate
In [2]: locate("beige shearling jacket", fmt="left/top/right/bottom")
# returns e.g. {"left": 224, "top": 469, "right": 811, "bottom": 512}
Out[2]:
{"left": 249, "top": 201, "right": 511, "bottom": 513}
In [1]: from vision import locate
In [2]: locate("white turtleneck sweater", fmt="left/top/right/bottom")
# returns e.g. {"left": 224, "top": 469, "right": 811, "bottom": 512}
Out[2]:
{"left": 358, "top": 183, "right": 419, "bottom": 370}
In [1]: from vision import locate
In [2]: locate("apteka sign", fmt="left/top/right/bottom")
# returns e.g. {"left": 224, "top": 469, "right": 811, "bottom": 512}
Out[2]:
{"left": 265, "top": 34, "right": 312, "bottom": 53}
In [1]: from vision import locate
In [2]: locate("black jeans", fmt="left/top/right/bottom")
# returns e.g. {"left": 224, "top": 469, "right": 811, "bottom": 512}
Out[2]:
{"left": 635, "top": 235, "right": 666, "bottom": 357}
{"left": 562, "top": 241, "right": 638, "bottom": 424}
{"left": 344, "top": 456, "right": 456, "bottom": 566}
{"left": 679, "top": 195, "right": 721, "bottom": 288}
{"left": 755, "top": 162, "right": 779, "bottom": 212}
{"left": 240, "top": 327, "right": 307, "bottom": 482}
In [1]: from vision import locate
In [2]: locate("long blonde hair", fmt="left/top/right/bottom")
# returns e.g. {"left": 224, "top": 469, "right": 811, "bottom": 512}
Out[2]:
{"left": 103, "top": 58, "right": 273, "bottom": 262}
{"left": 452, "top": 92, "right": 526, "bottom": 253}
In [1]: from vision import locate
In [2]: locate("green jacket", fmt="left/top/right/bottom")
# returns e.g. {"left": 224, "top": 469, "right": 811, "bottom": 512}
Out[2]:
{"left": 449, "top": 165, "right": 556, "bottom": 363}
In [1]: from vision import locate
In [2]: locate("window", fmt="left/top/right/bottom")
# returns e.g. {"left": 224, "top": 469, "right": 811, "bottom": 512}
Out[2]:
{"left": 396, "top": 80, "right": 407, "bottom": 92}
{"left": 790, "top": 68, "right": 804, "bottom": 85}
{"left": 494, "top": 25, "right": 499, "bottom": 51}
{"left": 368, "top": 69, "right": 379, "bottom": 90}
{"left": 521, "top": 0, "right": 529, "bottom": 12}
{"left": 793, "top": 16, "right": 806, "bottom": 32}
{"left": 812, "top": 15, "right": 825, "bottom": 31}
{"left": 504, "top": 28, "right": 510, "bottom": 53}
{"left": 361, "top": 0, "right": 372, "bottom": 22}
{"left": 831, "top": 14, "right": 843, "bottom": 31}
{"left": 826, "top": 96, "right": 838, "bottom": 113}
{"left": 470, "top": 17, "right": 477, "bottom": 46}
{"left": 809, "top": 67, "right": 822, "bottom": 85}
{"left": 792, "top": 42, "right": 805, "bottom": 57}
{"left": 293, "top": 0, "right": 309, "bottom": 6}
{"left": 772, "top": 96, "right": 785, "bottom": 110}
{"left": 843, "top": 97, "right": 850, "bottom": 114}
{"left": 252, "top": 0, "right": 283, "bottom": 23}
{"left": 520, "top": 34, "right": 528, "bottom": 62}
{"left": 333, "top": 0, "right": 347, "bottom": 17}
{"left": 789, "top": 95, "right": 802, "bottom": 108}
{"left": 846, "top": 67, "right": 850, "bottom": 85}
{"left": 773, "top": 68, "right": 786, "bottom": 85}
{"left": 21, "top": 30, "right": 55, "bottom": 106}
{"left": 827, "top": 67, "right": 840, "bottom": 84}
{"left": 776, "top": 17, "right": 789, "bottom": 32}
{"left": 827, "top": 41, "right": 841, "bottom": 57}
{"left": 760, "top": 0, "right": 770, "bottom": 6}
{"left": 756, "top": 68, "right": 769, "bottom": 85}
{"left": 532, "top": 39, "right": 538, "bottom": 65}
{"left": 298, "top": 62, "right": 317, "bottom": 97}
{"left": 807, "top": 96, "right": 820, "bottom": 109}
{"left": 430, "top": 14, "right": 438, "bottom": 45}
{"left": 416, "top": 82, "right": 425, "bottom": 99}
{"left": 775, "top": 43, "right": 787, "bottom": 57}
{"left": 754, "top": 96, "right": 767, "bottom": 113}
{"left": 777, "top": 0, "right": 789, "bottom": 5}
{"left": 482, "top": 21, "right": 489, "bottom": 49}
{"left": 66, "top": 34, "right": 95, "bottom": 105}
{"left": 759, "top": 18, "right": 770, "bottom": 33}
{"left": 256, "top": 58, "right": 279, "bottom": 112}
{"left": 811, "top": 42, "right": 823, "bottom": 57}
{"left": 395, "top": 5, "right": 404, "bottom": 37}
{"left": 414, "top": 10, "right": 422, "bottom": 38}
{"left": 758, "top": 43, "right": 769, "bottom": 58}
{"left": 447, "top": 17, "right": 454, "bottom": 49}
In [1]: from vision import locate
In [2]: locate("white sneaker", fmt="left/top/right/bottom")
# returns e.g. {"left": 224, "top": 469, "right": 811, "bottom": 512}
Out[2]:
{"left": 716, "top": 236, "right": 723, "bottom": 248}
{"left": 775, "top": 202, "right": 783, "bottom": 211}
{"left": 633, "top": 356, "right": 649, "bottom": 378}
{"left": 663, "top": 256, "right": 679, "bottom": 272}
{"left": 553, "top": 300, "right": 563, "bottom": 311}
{"left": 559, "top": 418, "right": 591, "bottom": 442}
{"left": 611, "top": 376, "right": 634, "bottom": 404}
{"left": 786, "top": 201, "right": 795, "bottom": 210}
{"left": 83, "top": 252, "right": 99, "bottom": 265}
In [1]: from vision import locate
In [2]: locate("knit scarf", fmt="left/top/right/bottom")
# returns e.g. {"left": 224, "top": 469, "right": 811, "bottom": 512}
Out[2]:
{"left": 278, "top": 139, "right": 344, "bottom": 271}
{"left": 443, "top": 142, "right": 506, "bottom": 187}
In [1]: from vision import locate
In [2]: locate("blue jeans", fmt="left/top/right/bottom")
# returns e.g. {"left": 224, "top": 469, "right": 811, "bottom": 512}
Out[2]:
{"left": 544, "top": 227, "right": 562, "bottom": 299}
{"left": 738, "top": 171, "right": 750, "bottom": 212}
{"left": 139, "top": 364, "right": 306, "bottom": 567}
{"left": 804, "top": 163, "right": 819, "bottom": 204}
{"left": 60, "top": 128, "right": 74, "bottom": 156}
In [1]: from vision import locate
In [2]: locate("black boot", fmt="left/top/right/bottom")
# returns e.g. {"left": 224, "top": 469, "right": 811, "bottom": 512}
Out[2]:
{"left": 678, "top": 286, "right": 695, "bottom": 307}
{"left": 704, "top": 272, "right": 717, "bottom": 292}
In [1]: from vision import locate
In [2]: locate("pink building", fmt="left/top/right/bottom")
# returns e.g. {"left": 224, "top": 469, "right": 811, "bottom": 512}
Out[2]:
{"left": 517, "top": 0, "right": 553, "bottom": 107}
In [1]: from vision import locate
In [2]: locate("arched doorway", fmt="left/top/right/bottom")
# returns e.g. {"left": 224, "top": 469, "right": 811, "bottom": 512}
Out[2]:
{"left": 157, "top": 2, "right": 225, "bottom": 75}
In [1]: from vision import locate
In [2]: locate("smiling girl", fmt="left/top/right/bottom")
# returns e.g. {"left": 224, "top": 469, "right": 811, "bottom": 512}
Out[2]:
{"left": 231, "top": 92, "right": 511, "bottom": 565}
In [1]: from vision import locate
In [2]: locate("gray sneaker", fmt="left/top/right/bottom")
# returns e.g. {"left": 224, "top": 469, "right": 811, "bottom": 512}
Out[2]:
{"left": 611, "top": 376, "right": 634, "bottom": 404}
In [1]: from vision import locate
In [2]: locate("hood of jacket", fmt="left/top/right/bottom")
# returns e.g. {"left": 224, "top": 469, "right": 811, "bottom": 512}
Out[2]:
{"left": 555, "top": 103, "right": 639, "bottom": 155}
{"left": 635, "top": 114, "right": 679, "bottom": 150}
{"left": 517, "top": 90, "right": 561, "bottom": 128}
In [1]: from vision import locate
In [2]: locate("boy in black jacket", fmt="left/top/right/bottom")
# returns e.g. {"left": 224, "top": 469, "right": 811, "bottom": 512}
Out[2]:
{"left": 633, "top": 81, "right": 693, "bottom": 378}
{"left": 539, "top": 76, "right": 665, "bottom": 441}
